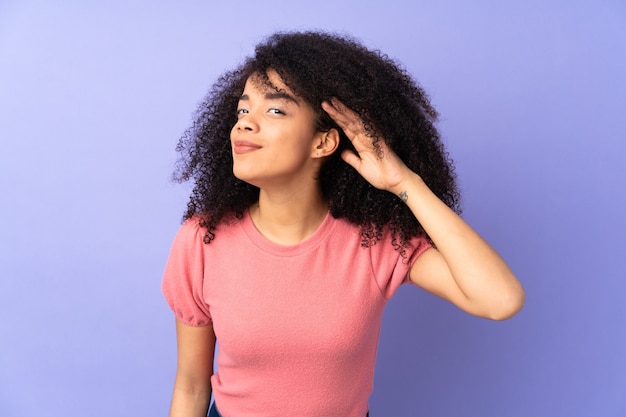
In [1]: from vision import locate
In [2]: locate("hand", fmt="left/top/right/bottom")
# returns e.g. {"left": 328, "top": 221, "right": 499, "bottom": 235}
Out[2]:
{"left": 322, "top": 98, "right": 412, "bottom": 195}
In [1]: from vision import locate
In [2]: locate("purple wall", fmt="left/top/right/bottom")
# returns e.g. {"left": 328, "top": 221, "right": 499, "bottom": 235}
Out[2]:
{"left": 1, "top": 1, "right": 624, "bottom": 416}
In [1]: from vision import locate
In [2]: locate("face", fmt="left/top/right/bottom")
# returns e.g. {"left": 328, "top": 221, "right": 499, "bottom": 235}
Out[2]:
{"left": 230, "top": 70, "right": 325, "bottom": 189}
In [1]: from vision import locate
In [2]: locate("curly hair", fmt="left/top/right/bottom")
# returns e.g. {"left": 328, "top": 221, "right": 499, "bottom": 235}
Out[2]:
{"left": 174, "top": 31, "right": 460, "bottom": 253}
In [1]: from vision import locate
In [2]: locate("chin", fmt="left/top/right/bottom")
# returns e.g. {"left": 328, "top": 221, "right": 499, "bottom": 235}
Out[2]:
{"left": 233, "top": 167, "right": 261, "bottom": 187}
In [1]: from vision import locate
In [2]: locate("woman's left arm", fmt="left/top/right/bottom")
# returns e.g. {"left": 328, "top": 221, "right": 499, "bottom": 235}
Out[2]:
{"left": 393, "top": 172, "right": 524, "bottom": 320}
{"left": 322, "top": 99, "right": 525, "bottom": 320}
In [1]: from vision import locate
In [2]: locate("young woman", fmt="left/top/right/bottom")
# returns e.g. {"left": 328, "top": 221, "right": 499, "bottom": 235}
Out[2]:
{"left": 162, "top": 31, "right": 525, "bottom": 417}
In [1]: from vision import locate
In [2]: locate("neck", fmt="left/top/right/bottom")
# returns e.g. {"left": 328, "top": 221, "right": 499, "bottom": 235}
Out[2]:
{"left": 250, "top": 183, "right": 328, "bottom": 245}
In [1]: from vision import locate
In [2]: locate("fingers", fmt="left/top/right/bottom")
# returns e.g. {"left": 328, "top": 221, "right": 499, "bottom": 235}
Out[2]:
{"left": 321, "top": 98, "right": 362, "bottom": 139}
{"left": 341, "top": 149, "right": 361, "bottom": 170}
{"left": 322, "top": 98, "right": 389, "bottom": 159}
{"left": 322, "top": 100, "right": 364, "bottom": 168}
{"left": 322, "top": 98, "right": 377, "bottom": 161}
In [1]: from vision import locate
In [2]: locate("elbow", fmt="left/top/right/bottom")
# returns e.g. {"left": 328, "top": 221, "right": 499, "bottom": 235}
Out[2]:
{"left": 487, "top": 283, "right": 526, "bottom": 321}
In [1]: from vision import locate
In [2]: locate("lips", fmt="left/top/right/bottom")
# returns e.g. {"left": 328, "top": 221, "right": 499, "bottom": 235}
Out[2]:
{"left": 233, "top": 140, "right": 262, "bottom": 154}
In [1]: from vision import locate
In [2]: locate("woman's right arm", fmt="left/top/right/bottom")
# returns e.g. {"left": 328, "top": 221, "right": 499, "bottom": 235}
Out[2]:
{"left": 169, "top": 319, "right": 216, "bottom": 417}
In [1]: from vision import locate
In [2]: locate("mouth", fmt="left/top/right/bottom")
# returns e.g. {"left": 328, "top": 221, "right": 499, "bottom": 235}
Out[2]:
{"left": 233, "top": 140, "right": 262, "bottom": 154}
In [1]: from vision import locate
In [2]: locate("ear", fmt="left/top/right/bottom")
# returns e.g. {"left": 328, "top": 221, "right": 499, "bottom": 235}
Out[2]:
{"left": 312, "top": 128, "right": 340, "bottom": 159}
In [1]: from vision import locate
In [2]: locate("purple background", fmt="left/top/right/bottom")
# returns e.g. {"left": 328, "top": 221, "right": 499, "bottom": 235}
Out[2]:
{"left": 1, "top": 1, "right": 625, "bottom": 416}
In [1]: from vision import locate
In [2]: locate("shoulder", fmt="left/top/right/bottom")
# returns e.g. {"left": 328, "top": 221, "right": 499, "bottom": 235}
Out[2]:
{"left": 328, "top": 215, "right": 362, "bottom": 238}
{"left": 174, "top": 214, "right": 244, "bottom": 246}
{"left": 328, "top": 215, "right": 430, "bottom": 256}
{"left": 167, "top": 217, "right": 207, "bottom": 253}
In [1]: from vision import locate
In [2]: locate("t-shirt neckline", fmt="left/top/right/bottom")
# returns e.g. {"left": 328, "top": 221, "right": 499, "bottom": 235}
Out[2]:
{"left": 240, "top": 210, "right": 336, "bottom": 257}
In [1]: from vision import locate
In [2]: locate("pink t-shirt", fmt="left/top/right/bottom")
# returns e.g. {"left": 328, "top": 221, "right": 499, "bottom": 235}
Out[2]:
{"left": 162, "top": 211, "right": 430, "bottom": 417}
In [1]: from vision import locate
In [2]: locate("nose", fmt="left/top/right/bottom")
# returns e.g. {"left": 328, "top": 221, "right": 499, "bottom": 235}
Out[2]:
{"left": 235, "top": 113, "right": 259, "bottom": 133}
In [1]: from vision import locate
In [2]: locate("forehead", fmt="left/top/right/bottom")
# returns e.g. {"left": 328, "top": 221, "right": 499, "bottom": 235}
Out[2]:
{"left": 244, "top": 70, "right": 294, "bottom": 96}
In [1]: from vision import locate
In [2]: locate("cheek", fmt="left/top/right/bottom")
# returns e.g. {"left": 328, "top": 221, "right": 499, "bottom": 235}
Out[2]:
{"left": 286, "top": 125, "right": 318, "bottom": 153}
{"left": 282, "top": 142, "right": 314, "bottom": 165}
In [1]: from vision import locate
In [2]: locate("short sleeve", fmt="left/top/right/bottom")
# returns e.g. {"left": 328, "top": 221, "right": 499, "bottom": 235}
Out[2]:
{"left": 161, "top": 218, "right": 212, "bottom": 326}
{"left": 370, "top": 231, "right": 432, "bottom": 300}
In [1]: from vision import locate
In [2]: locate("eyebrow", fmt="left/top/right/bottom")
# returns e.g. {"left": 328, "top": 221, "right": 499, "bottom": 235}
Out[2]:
{"left": 239, "top": 91, "right": 300, "bottom": 106}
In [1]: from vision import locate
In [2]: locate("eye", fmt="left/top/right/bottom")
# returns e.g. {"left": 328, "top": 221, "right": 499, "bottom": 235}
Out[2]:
{"left": 237, "top": 108, "right": 248, "bottom": 115}
{"left": 268, "top": 108, "right": 284, "bottom": 115}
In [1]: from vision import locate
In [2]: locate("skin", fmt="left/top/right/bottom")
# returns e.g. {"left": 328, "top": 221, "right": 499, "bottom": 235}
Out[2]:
{"left": 322, "top": 98, "right": 525, "bottom": 320}
{"left": 230, "top": 71, "right": 340, "bottom": 245}
{"left": 169, "top": 321, "right": 215, "bottom": 417}
{"left": 169, "top": 71, "right": 525, "bottom": 417}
